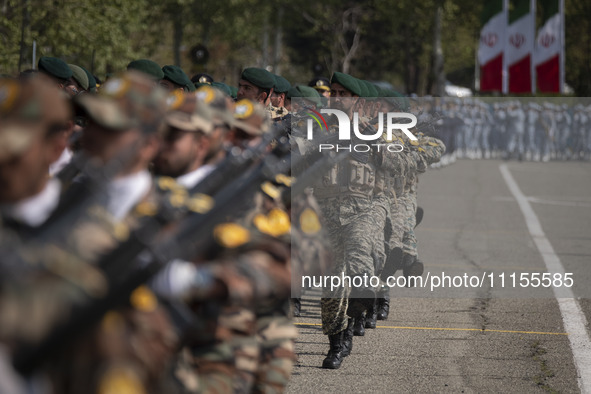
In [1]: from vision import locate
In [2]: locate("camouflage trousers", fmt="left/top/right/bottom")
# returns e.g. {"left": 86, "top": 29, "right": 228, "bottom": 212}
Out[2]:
{"left": 317, "top": 196, "right": 380, "bottom": 335}
{"left": 371, "top": 194, "right": 389, "bottom": 279}
{"left": 398, "top": 190, "right": 418, "bottom": 257}
{"left": 252, "top": 316, "right": 298, "bottom": 394}
{"left": 50, "top": 305, "right": 179, "bottom": 394}
{"left": 174, "top": 337, "right": 260, "bottom": 394}
{"left": 173, "top": 307, "right": 259, "bottom": 394}
{"left": 386, "top": 194, "right": 405, "bottom": 252}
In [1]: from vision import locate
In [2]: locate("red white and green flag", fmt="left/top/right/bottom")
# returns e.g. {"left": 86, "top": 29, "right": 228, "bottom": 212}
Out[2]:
{"left": 506, "top": 0, "right": 536, "bottom": 93}
{"left": 478, "top": 0, "right": 506, "bottom": 92}
{"left": 534, "top": 0, "right": 563, "bottom": 93}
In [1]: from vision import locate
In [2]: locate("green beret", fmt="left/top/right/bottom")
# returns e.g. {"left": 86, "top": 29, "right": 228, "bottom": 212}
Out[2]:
{"left": 287, "top": 85, "right": 322, "bottom": 107}
{"left": 240, "top": 67, "right": 275, "bottom": 90}
{"left": 68, "top": 64, "right": 89, "bottom": 90}
{"left": 127, "top": 59, "right": 164, "bottom": 80}
{"left": 212, "top": 81, "right": 232, "bottom": 97}
{"left": 356, "top": 79, "right": 369, "bottom": 98}
{"left": 38, "top": 57, "right": 72, "bottom": 80}
{"left": 229, "top": 86, "right": 238, "bottom": 99}
{"left": 273, "top": 75, "right": 291, "bottom": 93}
{"left": 384, "top": 90, "right": 409, "bottom": 111}
{"left": 363, "top": 81, "right": 379, "bottom": 98}
{"left": 375, "top": 85, "right": 387, "bottom": 97}
{"left": 330, "top": 72, "right": 361, "bottom": 96}
{"left": 162, "top": 65, "right": 195, "bottom": 92}
{"left": 80, "top": 66, "right": 96, "bottom": 92}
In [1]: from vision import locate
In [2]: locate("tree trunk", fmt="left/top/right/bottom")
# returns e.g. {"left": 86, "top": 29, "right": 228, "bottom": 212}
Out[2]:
{"left": 432, "top": 0, "right": 446, "bottom": 96}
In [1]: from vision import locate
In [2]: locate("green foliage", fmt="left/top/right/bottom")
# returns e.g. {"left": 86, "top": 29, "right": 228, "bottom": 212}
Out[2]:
{"left": 0, "top": 0, "right": 588, "bottom": 95}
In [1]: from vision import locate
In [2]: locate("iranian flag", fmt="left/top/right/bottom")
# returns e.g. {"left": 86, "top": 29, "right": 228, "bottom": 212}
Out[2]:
{"left": 478, "top": 0, "right": 505, "bottom": 92}
{"left": 534, "top": 0, "right": 563, "bottom": 93}
{"left": 506, "top": 0, "right": 535, "bottom": 93}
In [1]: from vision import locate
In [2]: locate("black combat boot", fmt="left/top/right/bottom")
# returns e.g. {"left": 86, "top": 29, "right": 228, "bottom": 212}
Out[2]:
{"left": 376, "top": 296, "right": 390, "bottom": 320}
{"left": 342, "top": 318, "right": 354, "bottom": 357}
{"left": 353, "top": 313, "right": 366, "bottom": 336}
{"left": 292, "top": 298, "right": 301, "bottom": 317}
{"left": 322, "top": 331, "right": 345, "bottom": 369}
{"left": 415, "top": 207, "right": 424, "bottom": 228}
{"left": 365, "top": 300, "right": 377, "bottom": 329}
{"left": 402, "top": 253, "right": 424, "bottom": 287}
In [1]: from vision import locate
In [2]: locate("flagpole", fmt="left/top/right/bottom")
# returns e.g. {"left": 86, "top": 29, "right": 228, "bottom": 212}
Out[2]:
{"left": 531, "top": 0, "right": 536, "bottom": 94}
{"left": 559, "top": 0, "right": 565, "bottom": 94}
{"left": 502, "top": 0, "right": 509, "bottom": 95}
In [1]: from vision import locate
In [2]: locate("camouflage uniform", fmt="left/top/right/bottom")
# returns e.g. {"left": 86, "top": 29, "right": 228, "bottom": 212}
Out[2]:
{"left": 400, "top": 134, "right": 445, "bottom": 258}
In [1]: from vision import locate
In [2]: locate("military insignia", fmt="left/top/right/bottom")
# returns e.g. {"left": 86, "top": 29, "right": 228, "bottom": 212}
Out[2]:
{"left": 300, "top": 208, "right": 321, "bottom": 234}
{"left": 234, "top": 99, "right": 254, "bottom": 119}
{"left": 101, "top": 311, "right": 125, "bottom": 334}
{"left": 134, "top": 201, "right": 158, "bottom": 217}
{"left": 98, "top": 367, "right": 146, "bottom": 394}
{"left": 113, "top": 222, "right": 130, "bottom": 241}
{"left": 166, "top": 90, "right": 185, "bottom": 110}
{"left": 261, "top": 181, "right": 281, "bottom": 199}
{"left": 214, "top": 223, "right": 251, "bottom": 248}
{"left": 196, "top": 86, "right": 215, "bottom": 103}
{"left": 157, "top": 176, "right": 180, "bottom": 191}
{"left": 130, "top": 286, "right": 158, "bottom": 312}
{"left": 102, "top": 77, "right": 131, "bottom": 98}
{"left": 0, "top": 79, "right": 18, "bottom": 113}
{"left": 253, "top": 208, "right": 291, "bottom": 237}
{"left": 275, "top": 174, "right": 293, "bottom": 187}
{"left": 169, "top": 188, "right": 188, "bottom": 208}
{"left": 186, "top": 193, "right": 214, "bottom": 213}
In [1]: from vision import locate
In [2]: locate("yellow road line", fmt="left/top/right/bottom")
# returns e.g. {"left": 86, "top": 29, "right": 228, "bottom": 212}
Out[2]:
{"left": 294, "top": 322, "right": 567, "bottom": 336}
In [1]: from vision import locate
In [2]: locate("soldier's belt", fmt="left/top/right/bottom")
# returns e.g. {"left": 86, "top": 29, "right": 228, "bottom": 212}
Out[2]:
{"left": 313, "top": 186, "right": 372, "bottom": 200}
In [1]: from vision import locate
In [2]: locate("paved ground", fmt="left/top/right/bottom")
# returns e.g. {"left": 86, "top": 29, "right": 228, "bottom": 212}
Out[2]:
{"left": 287, "top": 159, "right": 591, "bottom": 393}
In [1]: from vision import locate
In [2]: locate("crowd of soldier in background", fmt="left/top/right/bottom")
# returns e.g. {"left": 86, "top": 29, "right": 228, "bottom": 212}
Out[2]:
{"left": 0, "top": 53, "right": 468, "bottom": 392}
{"left": 429, "top": 97, "right": 591, "bottom": 166}
{"left": 1, "top": 56, "right": 333, "bottom": 394}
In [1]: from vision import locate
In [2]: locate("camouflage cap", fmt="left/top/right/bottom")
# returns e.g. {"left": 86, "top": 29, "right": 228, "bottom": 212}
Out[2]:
{"left": 127, "top": 59, "right": 164, "bottom": 80}
{"left": 330, "top": 72, "right": 361, "bottom": 96}
{"left": 162, "top": 65, "right": 195, "bottom": 92}
{"left": 273, "top": 74, "right": 291, "bottom": 94}
{"left": 196, "top": 85, "right": 234, "bottom": 127}
{"left": 240, "top": 67, "right": 275, "bottom": 90}
{"left": 68, "top": 64, "right": 90, "bottom": 90}
{"left": 232, "top": 99, "right": 270, "bottom": 135}
{"left": 38, "top": 57, "right": 72, "bottom": 80}
{"left": 165, "top": 90, "right": 213, "bottom": 134}
{"left": 308, "top": 76, "right": 331, "bottom": 92}
{"left": 0, "top": 75, "right": 71, "bottom": 160}
{"left": 75, "top": 71, "right": 167, "bottom": 135}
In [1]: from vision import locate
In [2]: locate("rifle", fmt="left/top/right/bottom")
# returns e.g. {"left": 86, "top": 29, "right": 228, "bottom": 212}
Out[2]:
{"left": 12, "top": 131, "right": 292, "bottom": 375}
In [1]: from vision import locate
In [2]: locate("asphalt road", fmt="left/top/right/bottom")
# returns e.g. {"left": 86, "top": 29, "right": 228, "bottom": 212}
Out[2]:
{"left": 287, "top": 159, "right": 591, "bottom": 393}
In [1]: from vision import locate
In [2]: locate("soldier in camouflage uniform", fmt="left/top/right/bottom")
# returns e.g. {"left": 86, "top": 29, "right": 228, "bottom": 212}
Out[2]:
{"left": 313, "top": 72, "right": 383, "bottom": 369}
